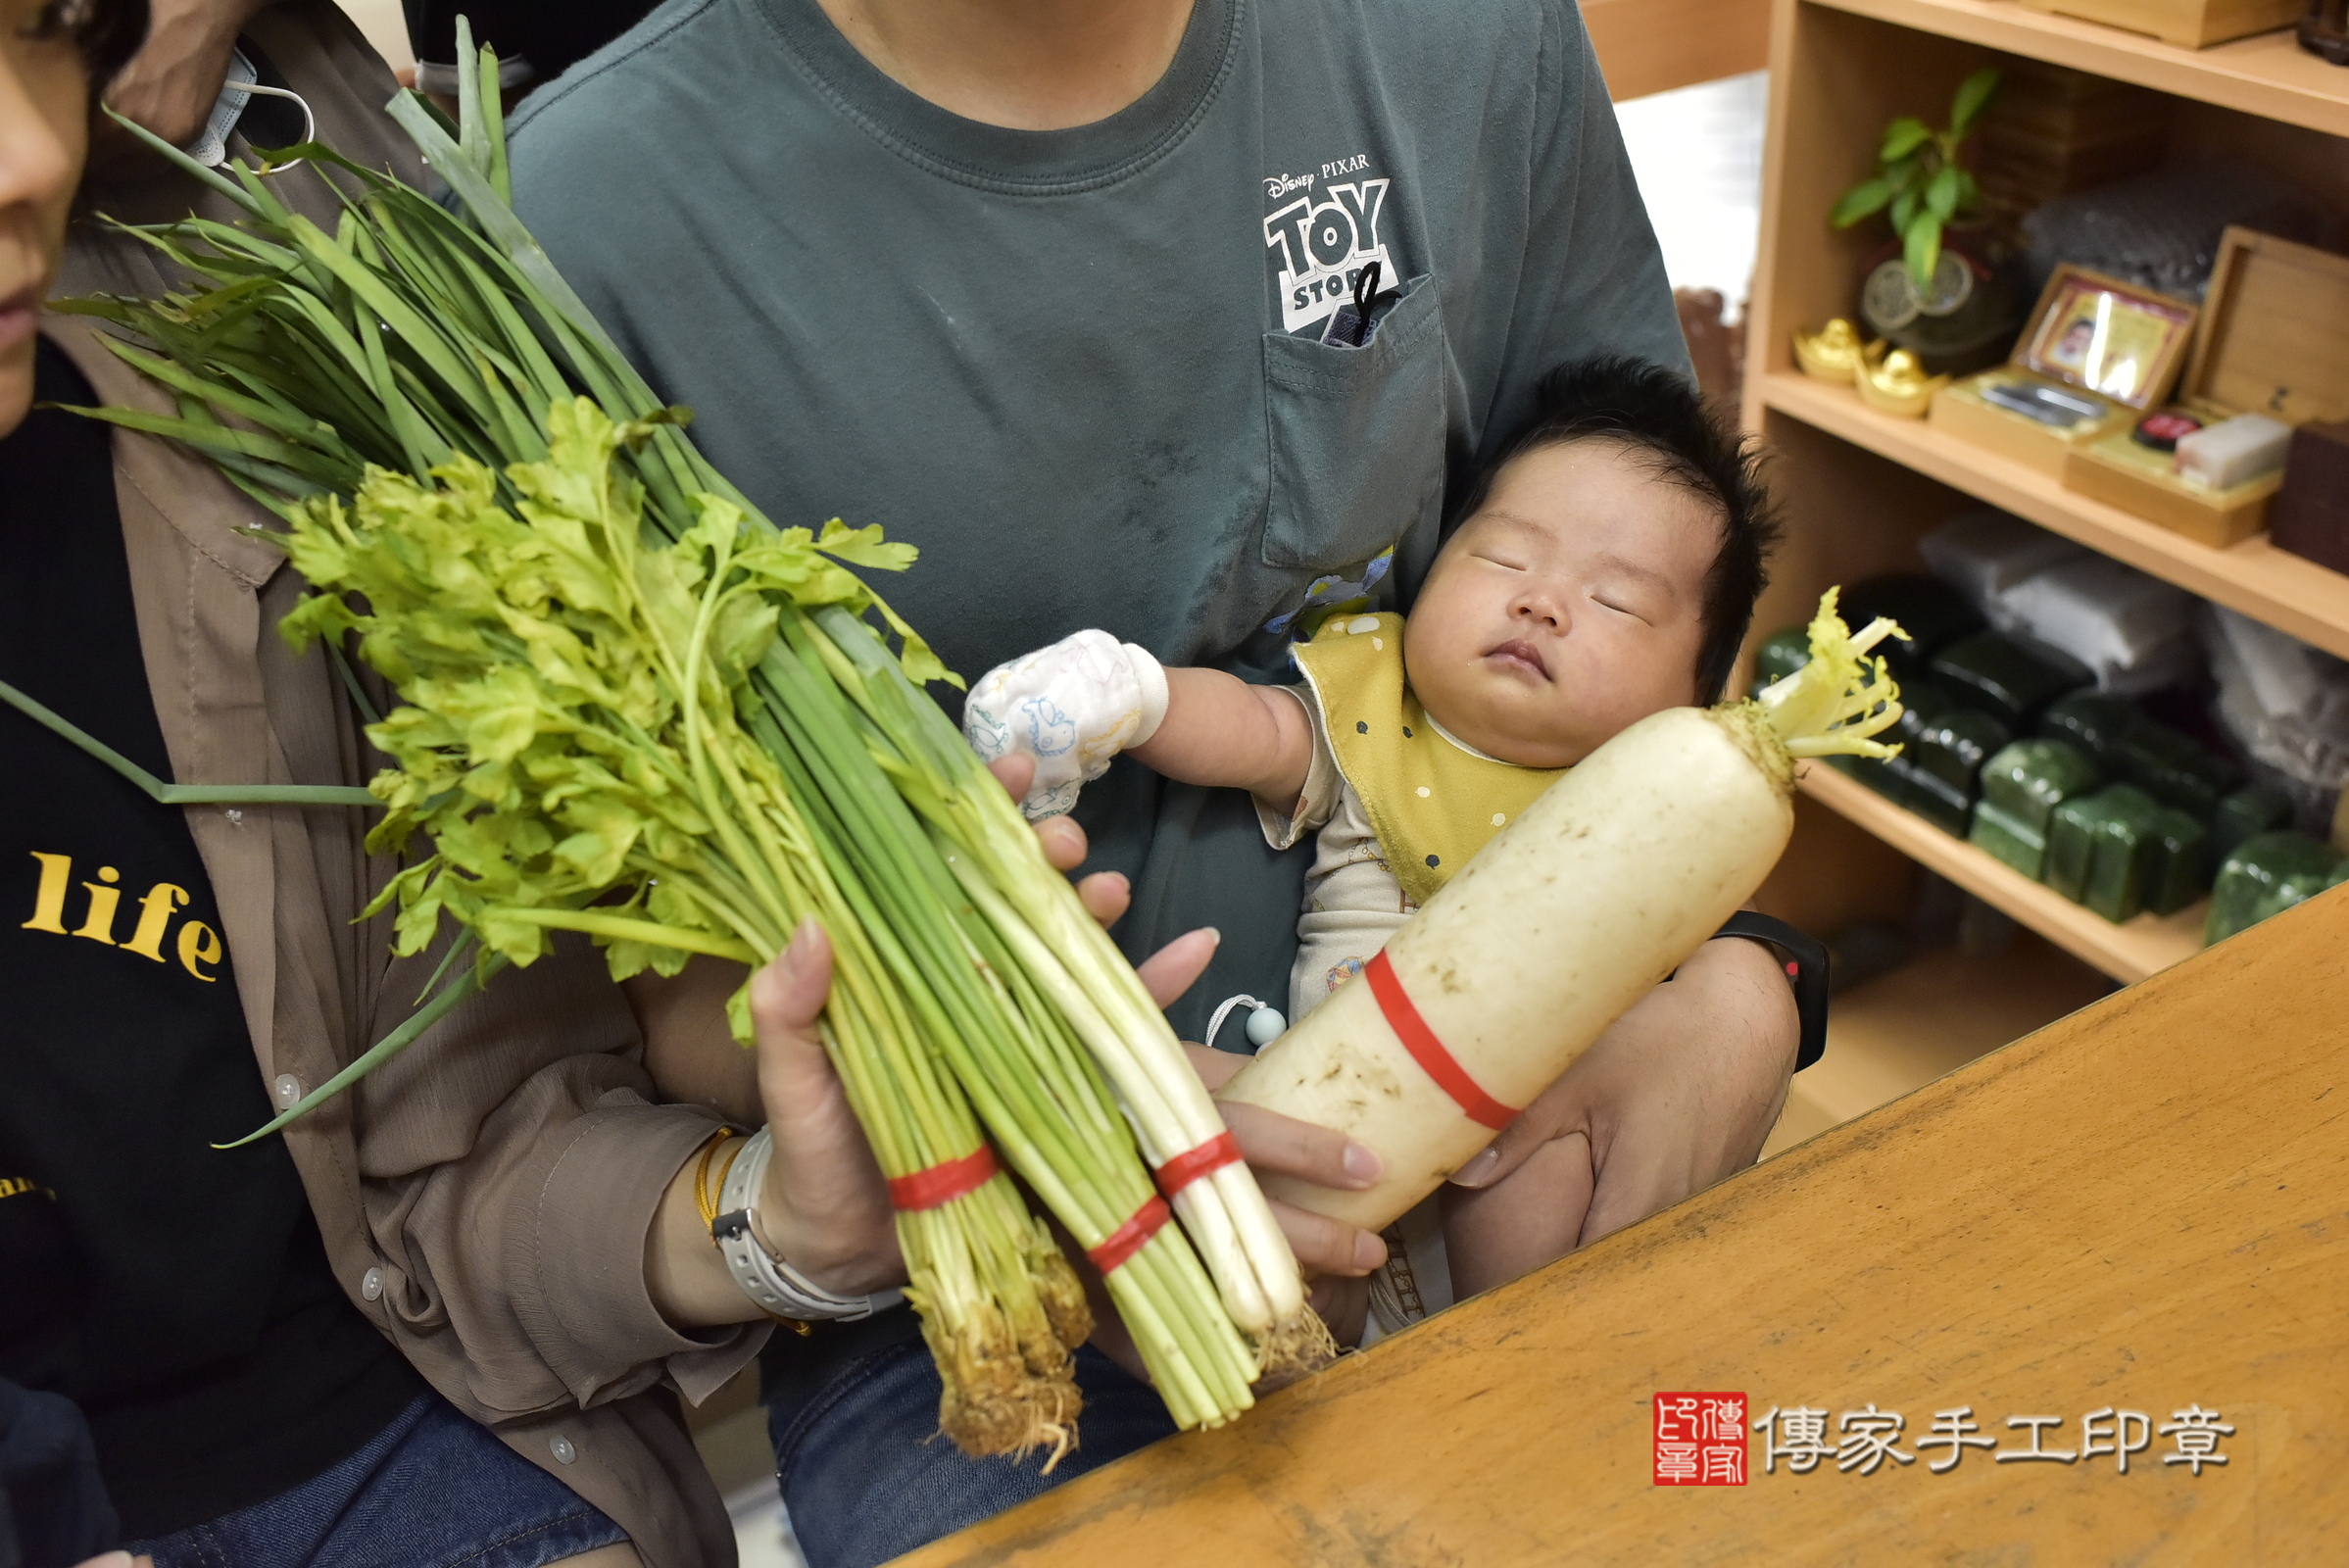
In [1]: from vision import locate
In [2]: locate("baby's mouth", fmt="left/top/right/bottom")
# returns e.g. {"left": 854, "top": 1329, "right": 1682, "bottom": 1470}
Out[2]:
{"left": 1483, "top": 638, "right": 1550, "bottom": 681}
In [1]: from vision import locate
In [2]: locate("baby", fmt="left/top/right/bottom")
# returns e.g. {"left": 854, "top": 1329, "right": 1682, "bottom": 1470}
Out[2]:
{"left": 964, "top": 356, "right": 1778, "bottom": 1342}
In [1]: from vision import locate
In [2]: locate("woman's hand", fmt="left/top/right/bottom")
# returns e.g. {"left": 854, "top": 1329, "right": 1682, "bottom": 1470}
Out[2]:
{"left": 1188, "top": 1045, "right": 1388, "bottom": 1281}
{"left": 1006, "top": 750, "right": 1389, "bottom": 1285}
{"left": 644, "top": 752, "right": 1279, "bottom": 1323}
{"left": 736, "top": 922, "right": 904, "bottom": 1293}
{"left": 1446, "top": 933, "right": 1797, "bottom": 1247}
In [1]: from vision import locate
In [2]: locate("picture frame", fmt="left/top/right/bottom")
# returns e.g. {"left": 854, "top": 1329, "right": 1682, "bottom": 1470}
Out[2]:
{"left": 2016, "top": 267, "right": 2198, "bottom": 411}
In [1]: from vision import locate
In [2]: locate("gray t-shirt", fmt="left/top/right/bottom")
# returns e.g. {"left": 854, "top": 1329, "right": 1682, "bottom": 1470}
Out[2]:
{"left": 508, "top": 0, "right": 1687, "bottom": 1038}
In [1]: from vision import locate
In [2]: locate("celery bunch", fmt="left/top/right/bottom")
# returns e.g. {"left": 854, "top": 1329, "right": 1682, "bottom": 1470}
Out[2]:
{"left": 63, "top": 28, "right": 1326, "bottom": 1448}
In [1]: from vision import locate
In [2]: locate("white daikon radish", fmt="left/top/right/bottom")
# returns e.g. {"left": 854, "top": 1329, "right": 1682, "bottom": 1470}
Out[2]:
{"left": 1215, "top": 590, "right": 1906, "bottom": 1232}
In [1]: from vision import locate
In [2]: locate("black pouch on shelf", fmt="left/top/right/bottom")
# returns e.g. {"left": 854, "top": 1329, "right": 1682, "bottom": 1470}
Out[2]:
{"left": 1841, "top": 575, "right": 1985, "bottom": 683}
{"left": 1930, "top": 631, "right": 2092, "bottom": 730}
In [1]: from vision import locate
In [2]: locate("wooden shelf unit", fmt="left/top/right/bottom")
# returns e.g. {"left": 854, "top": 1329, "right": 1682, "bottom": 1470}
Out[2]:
{"left": 1797, "top": 762, "right": 2207, "bottom": 981}
{"left": 1741, "top": 0, "right": 2349, "bottom": 994}
{"left": 1760, "top": 369, "right": 2349, "bottom": 660}
{"left": 1803, "top": 0, "right": 2349, "bottom": 136}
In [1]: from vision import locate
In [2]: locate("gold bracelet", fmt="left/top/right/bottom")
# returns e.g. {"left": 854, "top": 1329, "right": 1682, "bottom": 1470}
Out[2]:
{"left": 701, "top": 1129, "right": 815, "bottom": 1335}
{"left": 692, "top": 1127, "right": 741, "bottom": 1232}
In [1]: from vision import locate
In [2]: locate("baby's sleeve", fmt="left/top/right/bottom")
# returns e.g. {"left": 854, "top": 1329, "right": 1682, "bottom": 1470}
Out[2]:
{"left": 1254, "top": 684, "right": 1345, "bottom": 851}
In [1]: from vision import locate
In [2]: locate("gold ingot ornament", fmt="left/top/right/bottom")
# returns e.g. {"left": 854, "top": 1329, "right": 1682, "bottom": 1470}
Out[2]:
{"left": 1792, "top": 318, "right": 1873, "bottom": 382}
{"left": 1854, "top": 343, "right": 1946, "bottom": 419}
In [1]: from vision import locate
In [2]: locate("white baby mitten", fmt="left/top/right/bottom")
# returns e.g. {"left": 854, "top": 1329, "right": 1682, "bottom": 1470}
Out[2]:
{"left": 962, "top": 630, "right": 1170, "bottom": 819}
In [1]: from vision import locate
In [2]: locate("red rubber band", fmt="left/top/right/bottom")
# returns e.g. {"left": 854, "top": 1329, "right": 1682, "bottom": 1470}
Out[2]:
{"left": 1365, "top": 950, "right": 1517, "bottom": 1132}
{"left": 1153, "top": 1131, "right": 1242, "bottom": 1200}
{"left": 887, "top": 1146, "right": 1000, "bottom": 1211}
{"left": 1086, "top": 1197, "right": 1170, "bottom": 1275}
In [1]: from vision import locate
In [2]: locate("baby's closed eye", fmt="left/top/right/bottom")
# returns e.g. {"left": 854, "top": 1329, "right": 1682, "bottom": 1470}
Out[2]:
{"left": 1590, "top": 590, "right": 1653, "bottom": 623}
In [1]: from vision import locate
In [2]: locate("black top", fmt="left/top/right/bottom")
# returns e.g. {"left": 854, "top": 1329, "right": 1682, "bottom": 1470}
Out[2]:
{"left": 404, "top": 0, "right": 661, "bottom": 88}
{"left": 0, "top": 339, "right": 420, "bottom": 1538}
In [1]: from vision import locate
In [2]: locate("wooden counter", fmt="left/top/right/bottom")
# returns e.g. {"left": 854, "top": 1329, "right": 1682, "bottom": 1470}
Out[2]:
{"left": 902, "top": 886, "right": 2349, "bottom": 1566}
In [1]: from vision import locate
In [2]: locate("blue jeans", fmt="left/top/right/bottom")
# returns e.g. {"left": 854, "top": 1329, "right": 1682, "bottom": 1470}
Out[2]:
{"left": 128, "top": 1393, "right": 626, "bottom": 1568}
{"left": 770, "top": 1342, "right": 1177, "bottom": 1568}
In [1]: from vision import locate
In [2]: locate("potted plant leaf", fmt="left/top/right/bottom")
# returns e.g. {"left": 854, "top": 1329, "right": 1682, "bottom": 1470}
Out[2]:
{"left": 1833, "top": 68, "right": 2020, "bottom": 374}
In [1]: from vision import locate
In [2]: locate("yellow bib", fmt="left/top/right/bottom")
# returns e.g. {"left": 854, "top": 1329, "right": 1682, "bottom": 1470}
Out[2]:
{"left": 1293, "top": 612, "right": 1567, "bottom": 906}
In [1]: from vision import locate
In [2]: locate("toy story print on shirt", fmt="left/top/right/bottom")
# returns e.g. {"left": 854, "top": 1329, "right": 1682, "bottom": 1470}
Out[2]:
{"left": 1263, "top": 154, "right": 1401, "bottom": 335}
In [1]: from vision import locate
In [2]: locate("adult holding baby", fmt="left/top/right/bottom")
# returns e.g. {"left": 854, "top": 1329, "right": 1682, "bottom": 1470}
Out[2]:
{"left": 13, "top": 4, "right": 1247, "bottom": 1566}
{"left": 509, "top": 0, "right": 1801, "bottom": 1561}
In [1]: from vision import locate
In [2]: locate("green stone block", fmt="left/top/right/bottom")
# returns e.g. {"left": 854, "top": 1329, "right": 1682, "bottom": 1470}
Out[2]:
{"left": 1845, "top": 683, "right": 1948, "bottom": 807}
{"left": 2047, "top": 785, "right": 2162, "bottom": 922}
{"left": 2211, "top": 784, "right": 2293, "bottom": 869}
{"left": 2206, "top": 831, "right": 2342, "bottom": 945}
{"left": 2144, "top": 807, "right": 2209, "bottom": 917}
{"left": 2108, "top": 723, "right": 2240, "bottom": 822}
{"left": 2037, "top": 691, "right": 2141, "bottom": 762}
{"left": 1845, "top": 754, "right": 1912, "bottom": 808}
{"left": 1971, "top": 797, "right": 2051, "bottom": 879}
{"left": 1977, "top": 738, "right": 2102, "bottom": 841}
{"left": 1904, "top": 766, "right": 1975, "bottom": 837}
{"left": 1915, "top": 708, "right": 2011, "bottom": 794}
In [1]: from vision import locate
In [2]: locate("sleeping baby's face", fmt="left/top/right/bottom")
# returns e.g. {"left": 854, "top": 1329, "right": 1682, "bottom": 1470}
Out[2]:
{"left": 1401, "top": 438, "right": 1715, "bottom": 770}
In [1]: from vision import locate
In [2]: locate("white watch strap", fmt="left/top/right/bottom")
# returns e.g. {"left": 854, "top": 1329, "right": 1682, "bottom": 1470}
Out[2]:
{"left": 712, "top": 1129, "right": 905, "bottom": 1323}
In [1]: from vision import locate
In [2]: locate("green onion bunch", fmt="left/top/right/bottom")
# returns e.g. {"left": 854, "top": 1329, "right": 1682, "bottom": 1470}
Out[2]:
{"left": 63, "top": 28, "right": 1330, "bottom": 1449}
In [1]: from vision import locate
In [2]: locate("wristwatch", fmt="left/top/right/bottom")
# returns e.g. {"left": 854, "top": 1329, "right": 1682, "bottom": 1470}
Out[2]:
{"left": 1712, "top": 911, "right": 1831, "bottom": 1073}
{"left": 712, "top": 1128, "right": 905, "bottom": 1322}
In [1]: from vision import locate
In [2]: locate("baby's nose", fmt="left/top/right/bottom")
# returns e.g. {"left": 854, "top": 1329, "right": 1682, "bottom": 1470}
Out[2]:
{"left": 1514, "top": 595, "right": 1562, "bottom": 629}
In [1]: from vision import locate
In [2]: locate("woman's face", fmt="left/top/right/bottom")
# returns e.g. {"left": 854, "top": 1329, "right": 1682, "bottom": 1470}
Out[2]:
{"left": 1, "top": 0, "right": 91, "bottom": 435}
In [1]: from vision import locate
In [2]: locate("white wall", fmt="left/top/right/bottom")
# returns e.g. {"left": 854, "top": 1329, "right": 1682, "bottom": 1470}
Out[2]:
{"left": 335, "top": 0, "right": 413, "bottom": 73}
{"left": 1613, "top": 70, "right": 1769, "bottom": 316}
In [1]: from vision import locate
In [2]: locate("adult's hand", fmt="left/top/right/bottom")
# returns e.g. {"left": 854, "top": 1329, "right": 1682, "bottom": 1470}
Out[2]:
{"left": 1447, "top": 932, "right": 1796, "bottom": 1247}
{"left": 646, "top": 752, "right": 1284, "bottom": 1323}
{"left": 731, "top": 906, "right": 1273, "bottom": 1295}
{"left": 93, "top": 0, "right": 269, "bottom": 165}
{"left": 1189, "top": 1046, "right": 1387, "bottom": 1280}
{"left": 999, "top": 751, "right": 1388, "bottom": 1281}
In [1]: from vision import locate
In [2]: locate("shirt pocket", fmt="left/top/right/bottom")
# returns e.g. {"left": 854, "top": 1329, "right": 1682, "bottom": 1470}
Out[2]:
{"left": 1259, "top": 272, "right": 1447, "bottom": 571}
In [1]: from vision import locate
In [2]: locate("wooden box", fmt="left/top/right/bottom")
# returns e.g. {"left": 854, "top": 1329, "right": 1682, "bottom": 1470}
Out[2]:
{"left": 1968, "top": 61, "right": 2172, "bottom": 225}
{"left": 2064, "top": 228, "right": 2349, "bottom": 548}
{"left": 2019, "top": 0, "right": 2303, "bottom": 49}
{"left": 1930, "top": 266, "right": 2198, "bottom": 477}
{"left": 2272, "top": 420, "right": 2349, "bottom": 575}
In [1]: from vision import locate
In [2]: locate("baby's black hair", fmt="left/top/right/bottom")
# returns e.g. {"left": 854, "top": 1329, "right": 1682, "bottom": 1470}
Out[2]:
{"left": 1461, "top": 356, "right": 1779, "bottom": 706}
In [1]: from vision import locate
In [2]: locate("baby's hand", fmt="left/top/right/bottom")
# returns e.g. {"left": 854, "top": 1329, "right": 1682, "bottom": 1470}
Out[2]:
{"left": 962, "top": 630, "right": 1168, "bottom": 819}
